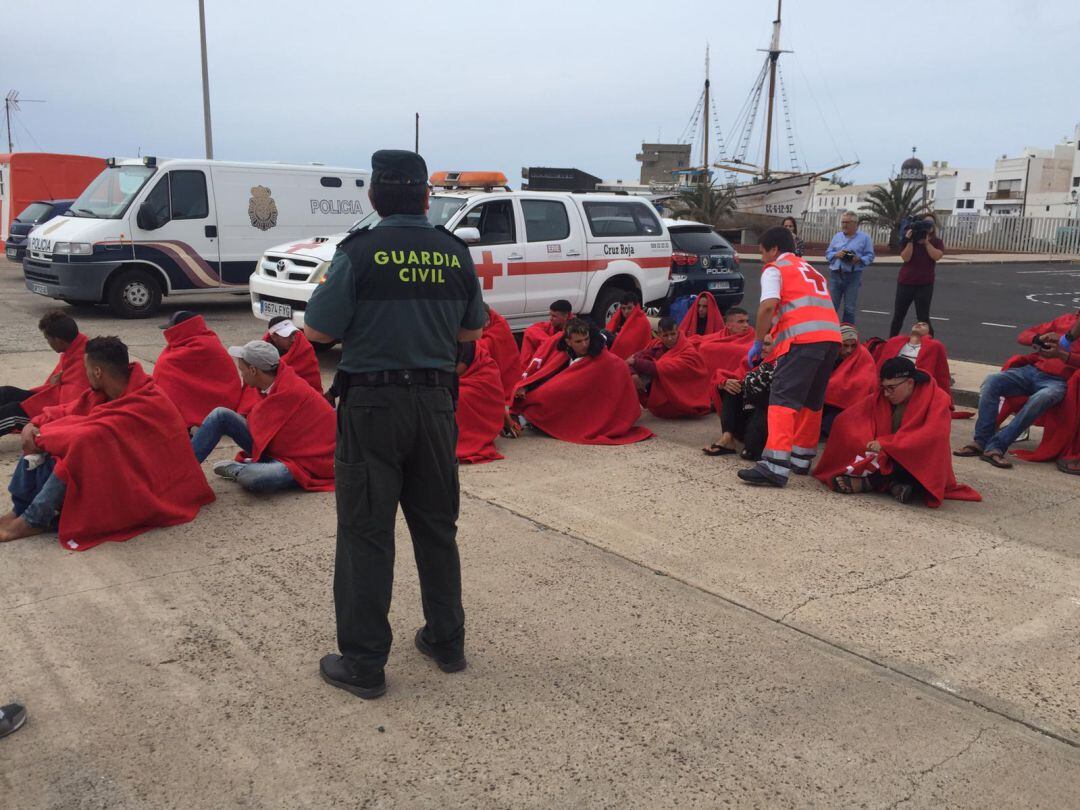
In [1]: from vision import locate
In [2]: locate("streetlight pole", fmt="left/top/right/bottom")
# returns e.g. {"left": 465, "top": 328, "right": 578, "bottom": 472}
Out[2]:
{"left": 198, "top": 0, "right": 214, "bottom": 159}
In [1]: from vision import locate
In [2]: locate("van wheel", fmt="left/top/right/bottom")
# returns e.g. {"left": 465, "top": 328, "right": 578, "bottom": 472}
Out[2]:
{"left": 591, "top": 286, "right": 630, "bottom": 326}
{"left": 107, "top": 268, "right": 162, "bottom": 318}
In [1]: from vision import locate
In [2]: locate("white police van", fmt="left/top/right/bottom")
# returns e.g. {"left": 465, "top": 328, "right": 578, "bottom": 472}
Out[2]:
{"left": 23, "top": 157, "right": 371, "bottom": 317}
{"left": 249, "top": 171, "right": 672, "bottom": 331}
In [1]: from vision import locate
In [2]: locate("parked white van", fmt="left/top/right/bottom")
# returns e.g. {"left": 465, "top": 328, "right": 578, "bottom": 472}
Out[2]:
{"left": 23, "top": 157, "right": 371, "bottom": 317}
{"left": 250, "top": 176, "right": 672, "bottom": 330}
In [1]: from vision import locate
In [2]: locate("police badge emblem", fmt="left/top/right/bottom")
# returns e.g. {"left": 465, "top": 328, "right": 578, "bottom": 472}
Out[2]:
{"left": 248, "top": 186, "right": 278, "bottom": 231}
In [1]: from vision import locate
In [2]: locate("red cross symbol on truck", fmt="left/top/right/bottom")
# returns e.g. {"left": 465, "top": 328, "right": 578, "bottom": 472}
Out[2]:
{"left": 475, "top": 250, "right": 503, "bottom": 290}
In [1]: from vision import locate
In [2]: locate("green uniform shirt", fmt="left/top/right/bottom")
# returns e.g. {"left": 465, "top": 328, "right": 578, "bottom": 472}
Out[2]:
{"left": 305, "top": 214, "right": 486, "bottom": 373}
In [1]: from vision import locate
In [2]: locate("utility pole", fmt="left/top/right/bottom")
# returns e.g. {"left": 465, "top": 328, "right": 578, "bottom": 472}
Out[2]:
{"left": 4, "top": 91, "right": 45, "bottom": 154}
{"left": 198, "top": 0, "right": 214, "bottom": 159}
{"left": 702, "top": 45, "right": 710, "bottom": 189}
{"left": 415, "top": 113, "right": 419, "bottom": 153}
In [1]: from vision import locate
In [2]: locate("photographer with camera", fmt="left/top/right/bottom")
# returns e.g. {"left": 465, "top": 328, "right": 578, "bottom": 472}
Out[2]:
{"left": 825, "top": 211, "right": 875, "bottom": 324}
{"left": 889, "top": 214, "right": 945, "bottom": 337}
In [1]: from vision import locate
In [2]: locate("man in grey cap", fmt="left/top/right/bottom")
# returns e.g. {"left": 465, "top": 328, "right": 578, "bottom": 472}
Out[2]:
{"left": 188, "top": 340, "right": 299, "bottom": 493}
{"left": 304, "top": 149, "right": 486, "bottom": 699}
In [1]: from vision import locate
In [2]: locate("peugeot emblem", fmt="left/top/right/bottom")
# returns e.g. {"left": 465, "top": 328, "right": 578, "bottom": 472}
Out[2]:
{"left": 276, "top": 260, "right": 287, "bottom": 273}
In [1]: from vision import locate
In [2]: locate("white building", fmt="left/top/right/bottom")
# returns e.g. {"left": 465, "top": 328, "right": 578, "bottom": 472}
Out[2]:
{"left": 924, "top": 161, "right": 992, "bottom": 215}
{"left": 807, "top": 183, "right": 879, "bottom": 214}
{"left": 986, "top": 125, "right": 1080, "bottom": 218}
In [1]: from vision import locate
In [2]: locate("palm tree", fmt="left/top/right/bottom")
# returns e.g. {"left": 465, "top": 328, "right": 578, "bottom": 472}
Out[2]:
{"left": 859, "top": 178, "right": 930, "bottom": 251}
{"left": 673, "top": 180, "right": 736, "bottom": 228}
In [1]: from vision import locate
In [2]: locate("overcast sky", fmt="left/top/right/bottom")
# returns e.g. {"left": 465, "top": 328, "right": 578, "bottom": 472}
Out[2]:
{"left": 3, "top": 0, "right": 1078, "bottom": 185}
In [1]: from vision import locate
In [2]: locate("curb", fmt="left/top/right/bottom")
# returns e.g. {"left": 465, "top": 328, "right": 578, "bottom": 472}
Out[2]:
{"left": 952, "top": 388, "right": 981, "bottom": 409}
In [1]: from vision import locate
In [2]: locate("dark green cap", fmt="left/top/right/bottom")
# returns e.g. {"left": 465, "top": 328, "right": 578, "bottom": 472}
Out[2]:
{"left": 371, "top": 149, "right": 428, "bottom": 186}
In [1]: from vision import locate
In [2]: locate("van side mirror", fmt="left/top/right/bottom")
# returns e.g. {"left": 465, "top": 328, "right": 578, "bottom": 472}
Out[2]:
{"left": 453, "top": 226, "right": 481, "bottom": 244}
{"left": 137, "top": 201, "right": 164, "bottom": 231}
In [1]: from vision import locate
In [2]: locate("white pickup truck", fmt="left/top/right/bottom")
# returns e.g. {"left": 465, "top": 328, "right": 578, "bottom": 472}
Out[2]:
{"left": 249, "top": 181, "right": 672, "bottom": 330}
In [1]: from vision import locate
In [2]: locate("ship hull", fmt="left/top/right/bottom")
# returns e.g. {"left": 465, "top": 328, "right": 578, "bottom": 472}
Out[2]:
{"left": 732, "top": 173, "right": 815, "bottom": 218}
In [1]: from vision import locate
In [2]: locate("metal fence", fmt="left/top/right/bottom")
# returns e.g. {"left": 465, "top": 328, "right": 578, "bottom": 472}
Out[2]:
{"left": 800, "top": 210, "right": 1080, "bottom": 255}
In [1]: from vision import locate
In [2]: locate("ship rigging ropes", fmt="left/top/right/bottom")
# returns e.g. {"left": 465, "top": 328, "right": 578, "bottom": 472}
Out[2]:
{"left": 777, "top": 63, "right": 803, "bottom": 172}
{"left": 725, "top": 61, "right": 769, "bottom": 167}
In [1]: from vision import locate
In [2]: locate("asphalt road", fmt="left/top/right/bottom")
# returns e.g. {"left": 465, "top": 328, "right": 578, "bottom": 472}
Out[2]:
{"left": 738, "top": 260, "right": 1080, "bottom": 365}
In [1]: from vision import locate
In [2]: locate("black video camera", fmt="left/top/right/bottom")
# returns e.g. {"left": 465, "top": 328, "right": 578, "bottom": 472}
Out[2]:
{"left": 900, "top": 216, "right": 933, "bottom": 245}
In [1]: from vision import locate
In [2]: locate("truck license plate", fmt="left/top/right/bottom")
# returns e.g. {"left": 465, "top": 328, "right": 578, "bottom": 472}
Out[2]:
{"left": 30, "top": 282, "right": 47, "bottom": 295}
{"left": 261, "top": 300, "right": 292, "bottom": 318}
{"left": 708, "top": 281, "right": 730, "bottom": 290}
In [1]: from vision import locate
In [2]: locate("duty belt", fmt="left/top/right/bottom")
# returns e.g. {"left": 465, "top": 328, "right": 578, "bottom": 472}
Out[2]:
{"left": 340, "top": 369, "right": 456, "bottom": 389}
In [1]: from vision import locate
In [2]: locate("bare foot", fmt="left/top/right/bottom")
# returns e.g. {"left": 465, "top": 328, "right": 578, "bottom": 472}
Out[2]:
{"left": 0, "top": 516, "right": 44, "bottom": 542}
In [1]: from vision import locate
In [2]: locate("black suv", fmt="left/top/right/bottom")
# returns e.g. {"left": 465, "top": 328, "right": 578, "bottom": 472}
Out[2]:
{"left": 5, "top": 200, "right": 74, "bottom": 262}
{"left": 666, "top": 221, "right": 744, "bottom": 311}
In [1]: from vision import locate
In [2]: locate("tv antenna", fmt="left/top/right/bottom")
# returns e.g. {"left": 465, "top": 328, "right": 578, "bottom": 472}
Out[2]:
{"left": 5, "top": 91, "right": 46, "bottom": 153}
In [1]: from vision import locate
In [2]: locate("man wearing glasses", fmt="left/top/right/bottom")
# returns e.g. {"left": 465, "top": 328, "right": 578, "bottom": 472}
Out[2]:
{"left": 825, "top": 211, "right": 875, "bottom": 324}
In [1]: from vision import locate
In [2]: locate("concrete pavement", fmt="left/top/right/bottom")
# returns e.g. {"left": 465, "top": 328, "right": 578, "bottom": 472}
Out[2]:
{"left": 1, "top": 265, "right": 1079, "bottom": 806}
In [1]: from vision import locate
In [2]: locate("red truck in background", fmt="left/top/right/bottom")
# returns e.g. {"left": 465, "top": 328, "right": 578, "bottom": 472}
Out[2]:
{"left": 0, "top": 152, "right": 105, "bottom": 240}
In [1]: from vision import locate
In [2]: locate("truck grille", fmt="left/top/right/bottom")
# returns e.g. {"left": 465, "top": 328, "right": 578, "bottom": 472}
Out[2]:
{"left": 24, "top": 267, "right": 60, "bottom": 283}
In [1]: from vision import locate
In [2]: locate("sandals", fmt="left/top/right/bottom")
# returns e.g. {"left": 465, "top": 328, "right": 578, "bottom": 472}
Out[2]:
{"left": 889, "top": 482, "right": 914, "bottom": 504}
{"left": 1057, "top": 458, "right": 1080, "bottom": 476}
{"left": 980, "top": 451, "right": 1013, "bottom": 469}
{"left": 953, "top": 444, "right": 983, "bottom": 458}
{"left": 702, "top": 443, "right": 737, "bottom": 457}
{"left": 832, "top": 475, "right": 869, "bottom": 494}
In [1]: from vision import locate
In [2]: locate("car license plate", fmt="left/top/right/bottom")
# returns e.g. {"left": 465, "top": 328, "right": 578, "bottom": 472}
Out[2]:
{"left": 708, "top": 281, "right": 730, "bottom": 291}
{"left": 5, "top": 248, "right": 16, "bottom": 259}
{"left": 30, "top": 282, "right": 47, "bottom": 295}
{"left": 261, "top": 300, "right": 292, "bottom": 318}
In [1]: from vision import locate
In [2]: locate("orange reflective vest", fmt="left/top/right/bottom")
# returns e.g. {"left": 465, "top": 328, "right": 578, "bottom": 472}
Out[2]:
{"left": 767, "top": 253, "right": 841, "bottom": 358}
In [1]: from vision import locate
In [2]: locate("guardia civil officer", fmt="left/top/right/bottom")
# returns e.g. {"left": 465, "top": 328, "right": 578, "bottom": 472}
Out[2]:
{"left": 304, "top": 150, "right": 486, "bottom": 699}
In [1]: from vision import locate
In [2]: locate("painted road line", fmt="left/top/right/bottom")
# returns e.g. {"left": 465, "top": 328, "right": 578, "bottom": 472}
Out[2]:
{"left": 981, "top": 322, "right": 1017, "bottom": 328}
{"left": 1016, "top": 269, "right": 1080, "bottom": 274}
{"left": 930, "top": 316, "right": 949, "bottom": 321}
{"left": 861, "top": 310, "right": 889, "bottom": 315}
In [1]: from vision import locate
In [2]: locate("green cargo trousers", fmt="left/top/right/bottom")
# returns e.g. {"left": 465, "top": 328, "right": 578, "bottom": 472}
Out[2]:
{"left": 333, "top": 382, "right": 464, "bottom": 672}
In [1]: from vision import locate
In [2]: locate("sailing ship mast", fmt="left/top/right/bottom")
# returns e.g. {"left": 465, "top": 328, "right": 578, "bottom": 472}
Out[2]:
{"left": 761, "top": 0, "right": 783, "bottom": 179}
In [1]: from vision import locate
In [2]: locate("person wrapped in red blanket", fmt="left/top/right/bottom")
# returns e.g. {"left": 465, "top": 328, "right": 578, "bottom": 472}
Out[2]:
{"left": 604, "top": 292, "right": 652, "bottom": 359}
{"left": 152, "top": 311, "right": 242, "bottom": 427}
{"left": 822, "top": 323, "right": 877, "bottom": 438}
{"left": 455, "top": 342, "right": 504, "bottom": 464}
{"left": 954, "top": 309, "right": 1079, "bottom": 469}
{"left": 1053, "top": 318, "right": 1080, "bottom": 475}
{"left": 679, "top": 292, "right": 725, "bottom": 338}
{"left": 190, "top": 340, "right": 335, "bottom": 492}
{"left": 816, "top": 357, "right": 981, "bottom": 507}
{"left": 0, "top": 311, "right": 90, "bottom": 435}
{"left": 695, "top": 307, "right": 756, "bottom": 376}
{"left": 520, "top": 299, "right": 572, "bottom": 370}
{"left": 874, "top": 322, "right": 952, "bottom": 396}
{"left": 629, "top": 317, "right": 711, "bottom": 418}
{"left": 266, "top": 317, "right": 323, "bottom": 392}
{"left": 2, "top": 337, "right": 214, "bottom": 548}
{"left": 481, "top": 304, "right": 521, "bottom": 404}
{"left": 703, "top": 334, "right": 775, "bottom": 460}
{"left": 507, "top": 318, "right": 652, "bottom": 445}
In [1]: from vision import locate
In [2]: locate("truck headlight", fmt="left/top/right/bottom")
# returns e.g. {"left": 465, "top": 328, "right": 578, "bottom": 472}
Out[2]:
{"left": 307, "top": 260, "right": 331, "bottom": 285}
{"left": 53, "top": 242, "right": 93, "bottom": 255}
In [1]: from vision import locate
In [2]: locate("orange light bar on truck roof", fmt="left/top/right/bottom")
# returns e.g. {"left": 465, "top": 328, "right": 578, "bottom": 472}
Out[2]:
{"left": 430, "top": 171, "right": 509, "bottom": 189}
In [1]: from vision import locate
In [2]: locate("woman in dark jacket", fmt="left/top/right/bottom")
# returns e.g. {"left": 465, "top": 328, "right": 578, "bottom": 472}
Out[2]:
{"left": 782, "top": 217, "right": 806, "bottom": 257}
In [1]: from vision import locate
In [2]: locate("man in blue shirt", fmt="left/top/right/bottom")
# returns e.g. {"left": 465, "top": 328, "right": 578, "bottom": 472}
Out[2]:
{"left": 825, "top": 211, "right": 875, "bottom": 324}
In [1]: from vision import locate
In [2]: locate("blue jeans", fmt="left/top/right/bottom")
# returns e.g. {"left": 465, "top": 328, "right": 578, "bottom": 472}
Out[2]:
{"left": 830, "top": 270, "right": 862, "bottom": 324}
{"left": 190, "top": 407, "right": 298, "bottom": 494}
{"left": 8, "top": 456, "right": 66, "bottom": 529}
{"left": 974, "top": 365, "right": 1068, "bottom": 454}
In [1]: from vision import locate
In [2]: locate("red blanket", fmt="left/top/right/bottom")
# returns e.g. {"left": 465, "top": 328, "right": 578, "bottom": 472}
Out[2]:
{"left": 481, "top": 308, "right": 521, "bottom": 403}
{"left": 245, "top": 362, "right": 335, "bottom": 491}
{"left": 708, "top": 358, "right": 753, "bottom": 414}
{"left": 877, "top": 336, "right": 951, "bottom": 394}
{"left": 695, "top": 330, "right": 756, "bottom": 377}
{"left": 643, "top": 335, "right": 711, "bottom": 418}
{"left": 519, "top": 321, "right": 559, "bottom": 369}
{"left": 513, "top": 348, "right": 653, "bottom": 445}
{"left": 456, "top": 344, "right": 505, "bottom": 464}
{"left": 814, "top": 381, "right": 981, "bottom": 508}
{"left": 825, "top": 345, "right": 878, "bottom": 410}
{"left": 153, "top": 315, "right": 241, "bottom": 427}
{"left": 270, "top": 330, "right": 323, "bottom": 393}
{"left": 21, "top": 333, "right": 91, "bottom": 418}
{"left": 605, "top": 306, "right": 652, "bottom": 359}
{"left": 679, "top": 293, "right": 725, "bottom": 338}
{"left": 33, "top": 364, "right": 214, "bottom": 550}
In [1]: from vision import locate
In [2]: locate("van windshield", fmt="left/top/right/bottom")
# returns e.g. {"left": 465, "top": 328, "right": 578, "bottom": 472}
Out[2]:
{"left": 346, "top": 196, "right": 467, "bottom": 233}
{"left": 69, "top": 165, "right": 156, "bottom": 219}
